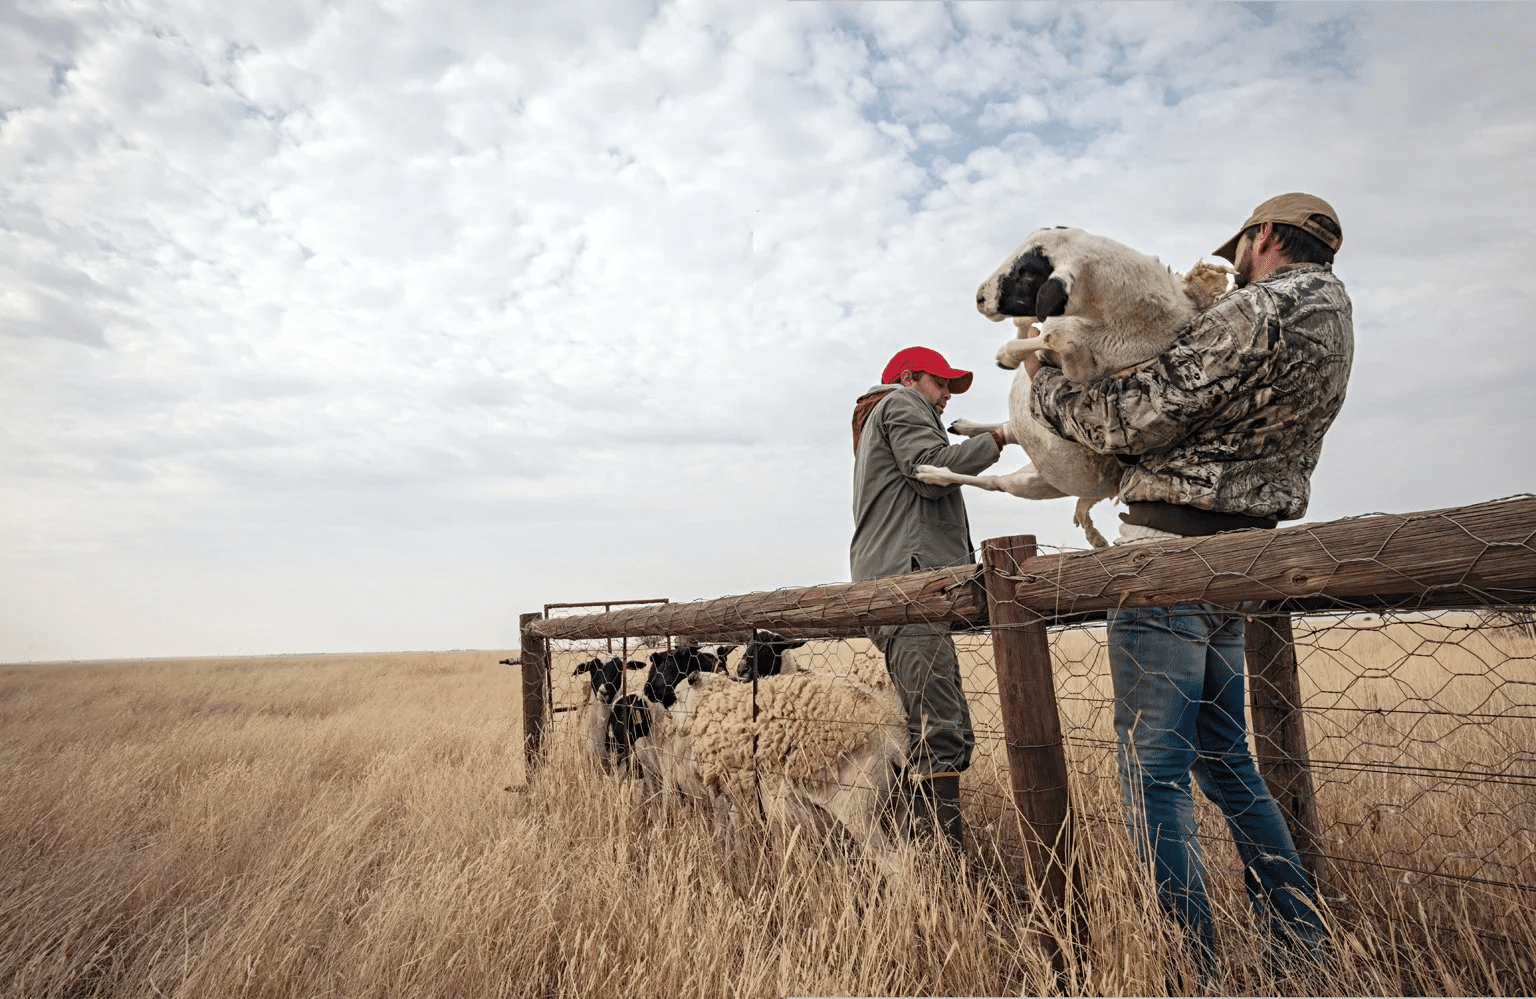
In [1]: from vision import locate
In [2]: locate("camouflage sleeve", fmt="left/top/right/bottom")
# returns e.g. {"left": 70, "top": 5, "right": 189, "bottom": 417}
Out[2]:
{"left": 1029, "top": 289, "right": 1281, "bottom": 456}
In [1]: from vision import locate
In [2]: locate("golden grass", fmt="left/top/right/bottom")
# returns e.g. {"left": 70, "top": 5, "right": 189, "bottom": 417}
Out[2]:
{"left": 2, "top": 623, "right": 1533, "bottom": 997}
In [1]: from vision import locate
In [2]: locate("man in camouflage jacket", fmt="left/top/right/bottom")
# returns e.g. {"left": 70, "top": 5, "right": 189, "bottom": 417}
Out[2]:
{"left": 1028, "top": 194, "right": 1352, "bottom": 973}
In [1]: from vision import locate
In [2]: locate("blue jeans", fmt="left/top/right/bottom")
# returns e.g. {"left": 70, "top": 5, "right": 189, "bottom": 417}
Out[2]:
{"left": 1107, "top": 605, "right": 1326, "bottom": 967}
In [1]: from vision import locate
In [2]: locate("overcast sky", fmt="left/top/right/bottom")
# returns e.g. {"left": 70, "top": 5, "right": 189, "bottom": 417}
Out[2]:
{"left": 3, "top": 1, "right": 1533, "bottom": 662}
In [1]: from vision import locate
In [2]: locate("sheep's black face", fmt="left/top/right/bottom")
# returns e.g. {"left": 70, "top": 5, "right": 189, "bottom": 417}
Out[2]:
{"left": 994, "top": 247, "right": 1051, "bottom": 317}
{"left": 737, "top": 630, "right": 809, "bottom": 681}
{"left": 995, "top": 246, "right": 1069, "bottom": 321}
{"left": 645, "top": 651, "right": 686, "bottom": 707}
{"left": 577, "top": 657, "right": 625, "bottom": 701}
{"left": 676, "top": 646, "right": 720, "bottom": 675}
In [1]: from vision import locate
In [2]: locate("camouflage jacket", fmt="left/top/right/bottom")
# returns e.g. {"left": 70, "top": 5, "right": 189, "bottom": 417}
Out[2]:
{"left": 1029, "top": 262, "right": 1353, "bottom": 520}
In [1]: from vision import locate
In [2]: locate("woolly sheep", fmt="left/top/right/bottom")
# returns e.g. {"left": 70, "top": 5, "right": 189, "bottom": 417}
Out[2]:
{"left": 572, "top": 656, "right": 651, "bottom": 772}
{"left": 640, "top": 669, "right": 908, "bottom": 875}
{"left": 915, "top": 227, "right": 1230, "bottom": 548}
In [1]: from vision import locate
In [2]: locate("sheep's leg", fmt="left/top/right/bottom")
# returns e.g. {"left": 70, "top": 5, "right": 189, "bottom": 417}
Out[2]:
{"left": 997, "top": 334, "right": 1048, "bottom": 371}
{"left": 947, "top": 418, "right": 1008, "bottom": 440}
{"left": 631, "top": 737, "right": 667, "bottom": 800}
{"left": 577, "top": 695, "right": 611, "bottom": 769}
{"left": 817, "top": 748, "right": 907, "bottom": 879}
{"left": 914, "top": 462, "right": 1069, "bottom": 501}
{"left": 1074, "top": 496, "right": 1110, "bottom": 549}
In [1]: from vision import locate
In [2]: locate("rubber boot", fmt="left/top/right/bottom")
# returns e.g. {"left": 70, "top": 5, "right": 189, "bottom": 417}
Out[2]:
{"left": 910, "top": 775, "right": 964, "bottom": 853}
{"left": 930, "top": 775, "right": 964, "bottom": 853}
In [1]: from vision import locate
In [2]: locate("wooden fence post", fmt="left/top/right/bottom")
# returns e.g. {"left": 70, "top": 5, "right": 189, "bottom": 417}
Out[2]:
{"left": 519, "top": 611, "right": 549, "bottom": 771}
{"left": 982, "top": 536, "right": 1078, "bottom": 955}
{"left": 1245, "top": 607, "right": 1329, "bottom": 895}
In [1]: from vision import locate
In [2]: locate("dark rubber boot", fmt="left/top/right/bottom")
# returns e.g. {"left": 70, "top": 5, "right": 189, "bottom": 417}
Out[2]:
{"left": 931, "top": 775, "right": 963, "bottom": 853}
{"left": 909, "top": 775, "right": 964, "bottom": 853}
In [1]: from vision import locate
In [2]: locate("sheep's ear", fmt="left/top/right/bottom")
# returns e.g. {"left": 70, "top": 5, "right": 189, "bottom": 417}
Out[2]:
{"left": 1035, "top": 276, "right": 1068, "bottom": 319}
{"left": 785, "top": 638, "right": 808, "bottom": 650}
{"left": 686, "top": 670, "right": 702, "bottom": 685}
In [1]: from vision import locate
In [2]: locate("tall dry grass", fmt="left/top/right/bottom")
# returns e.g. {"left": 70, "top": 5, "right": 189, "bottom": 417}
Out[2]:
{"left": 1, "top": 632, "right": 1532, "bottom": 997}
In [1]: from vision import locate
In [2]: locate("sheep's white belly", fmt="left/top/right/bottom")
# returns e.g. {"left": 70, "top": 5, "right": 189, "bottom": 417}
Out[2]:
{"left": 1006, "top": 367, "right": 1122, "bottom": 499}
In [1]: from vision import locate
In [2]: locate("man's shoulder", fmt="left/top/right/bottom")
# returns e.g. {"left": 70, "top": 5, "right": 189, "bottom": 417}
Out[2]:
{"left": 873, "top": 385, "right": 929, "bottom": 418}
{"left": 1261, "top": 262, "right": 1349, "bottom": 300}
{"left": 1198, "top": 264, "right": 1348, "bottom": 325}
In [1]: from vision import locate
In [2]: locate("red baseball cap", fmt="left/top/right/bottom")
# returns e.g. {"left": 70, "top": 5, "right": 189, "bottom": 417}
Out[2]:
{"left": 880, "top": 346, "right": 974, "bottom": 394}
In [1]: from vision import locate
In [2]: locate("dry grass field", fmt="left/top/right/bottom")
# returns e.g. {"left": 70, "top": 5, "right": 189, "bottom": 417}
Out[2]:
{"left": 2, "top": 620, "right": 1533, "bottom": 997}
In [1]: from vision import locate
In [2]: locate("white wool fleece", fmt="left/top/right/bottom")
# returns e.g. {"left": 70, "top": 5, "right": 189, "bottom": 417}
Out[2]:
{"left": 683, "top": 673, "right": 904, "bottom": 800}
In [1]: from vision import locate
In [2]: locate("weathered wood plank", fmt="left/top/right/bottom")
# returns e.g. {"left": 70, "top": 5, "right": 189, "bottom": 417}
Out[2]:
{"left": 523, "top": 497, "right": 1536, "bottom": 641}
{"left": 1009, "top": 496, "right": 1536, "bottom": 615}
{"left": 1245, "top": 610, "right": 1329, "bottom": 895}
{"left": 526, "top": 564, "right": 988, "bottom": 641}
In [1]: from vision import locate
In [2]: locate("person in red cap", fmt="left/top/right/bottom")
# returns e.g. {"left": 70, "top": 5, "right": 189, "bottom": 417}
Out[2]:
{"left": 850, "top": 345, "right": 1005, "bottom": 853}
{"left": 1028, "top": 193, "right": 1350, "bottom": 975}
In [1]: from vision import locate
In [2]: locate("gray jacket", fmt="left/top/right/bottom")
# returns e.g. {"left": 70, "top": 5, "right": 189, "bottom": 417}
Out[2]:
{"left": 1029, "top": 262, "right": 1353, "bottom": 520}
{"left": 850, "top": 385, "right": 1001, "bottom": 581}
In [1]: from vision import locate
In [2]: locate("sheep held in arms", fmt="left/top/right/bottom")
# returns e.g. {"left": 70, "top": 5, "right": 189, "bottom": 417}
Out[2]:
{"left": 916, "top": 226, "right": 1230, "bottom": 548}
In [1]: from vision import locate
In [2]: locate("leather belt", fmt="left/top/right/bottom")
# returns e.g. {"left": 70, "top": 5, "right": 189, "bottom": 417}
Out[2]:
{"left": 1122, "top": 500, "right": 1279, "bottom": 537}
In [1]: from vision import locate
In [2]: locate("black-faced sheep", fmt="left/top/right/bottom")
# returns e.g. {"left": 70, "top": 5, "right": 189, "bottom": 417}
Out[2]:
{"left": 674, "top": 641, "right": 738, "bottom": 677}
{"left": 914, "top": 226, "right": 1230, "bottom": 548}
{"left": 573, "top": 657, "right": 622, "bottom": 768}
{"left": 643, "top": 649, "right": 693, "bottom": 707}
{"left": 573, "top": 656, "right": 650, "bottom": 771}
{"left": 736, "top": 630, "right": 808, "bottom": 681}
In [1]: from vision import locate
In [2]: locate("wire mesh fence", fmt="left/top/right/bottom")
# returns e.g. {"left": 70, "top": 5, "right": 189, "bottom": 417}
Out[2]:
{"left": 521, "top": 495, "right": 1536, "bottom": 963}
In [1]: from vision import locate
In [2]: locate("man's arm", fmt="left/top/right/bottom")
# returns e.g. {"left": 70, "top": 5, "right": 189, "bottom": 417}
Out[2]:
{"left": 1029, "top": 290, "right": 1281, "bottom": 456}
{"left": 882, "top": 391, "right": 1000, "bottom": 497}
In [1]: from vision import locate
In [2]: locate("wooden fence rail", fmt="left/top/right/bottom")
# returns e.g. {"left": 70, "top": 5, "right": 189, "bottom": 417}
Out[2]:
{"left": 525, "top": 496, "right": 1536, "bottom": 643}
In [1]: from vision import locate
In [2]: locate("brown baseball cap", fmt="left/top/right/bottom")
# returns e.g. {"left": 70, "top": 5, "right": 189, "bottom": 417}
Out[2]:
{"left": 1213, "top": 192, "right": 1342, "bottom": 262}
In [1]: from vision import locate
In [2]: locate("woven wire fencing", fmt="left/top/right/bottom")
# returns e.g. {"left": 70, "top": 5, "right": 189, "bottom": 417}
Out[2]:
{"left": 1047, "top": 606, "right": 1536, "bottom": 943}
{"left": 524, "top": 496, "right": 1536, "bottom": 965}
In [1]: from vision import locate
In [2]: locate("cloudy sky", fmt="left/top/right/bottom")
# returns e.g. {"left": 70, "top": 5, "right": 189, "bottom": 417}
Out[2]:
{"left": 3, "top": 1, "right": 1533, "bottom": 662}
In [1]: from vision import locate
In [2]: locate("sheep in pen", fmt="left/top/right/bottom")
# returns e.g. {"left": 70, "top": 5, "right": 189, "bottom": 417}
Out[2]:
{"left": 563, "top": 631, "right": 936, "bottom": 877}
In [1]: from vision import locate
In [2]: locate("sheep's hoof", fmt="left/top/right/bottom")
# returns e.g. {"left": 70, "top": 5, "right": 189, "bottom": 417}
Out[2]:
{"left": 914, "top": 464, "right": 950, "bottom": 485}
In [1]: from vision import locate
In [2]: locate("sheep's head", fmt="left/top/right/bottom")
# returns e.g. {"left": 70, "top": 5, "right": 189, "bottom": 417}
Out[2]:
{"left": 737, "top": 630, "right": 810, "bottom": 681}
{"left": 574, "top": 657, "right": 624, "bottom": 702}
{"left": 977, "top": 228, "right": 1076, "bottom": 323}
{"left": 672, "top": 669, "right": 725, "bottom": 732}
{"left": 645, "top": 650, "right": 692, "bottom": 707}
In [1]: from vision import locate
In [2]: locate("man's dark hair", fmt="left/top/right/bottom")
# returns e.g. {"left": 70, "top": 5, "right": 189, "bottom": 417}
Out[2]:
{"left": 1244, "top": 213, "right": 1338, "bottom": 266}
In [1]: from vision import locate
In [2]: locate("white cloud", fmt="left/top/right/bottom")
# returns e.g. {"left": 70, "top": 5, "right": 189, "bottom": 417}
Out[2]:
{"left": 2, "top": 1, "right": 1534, "bottom": 660}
